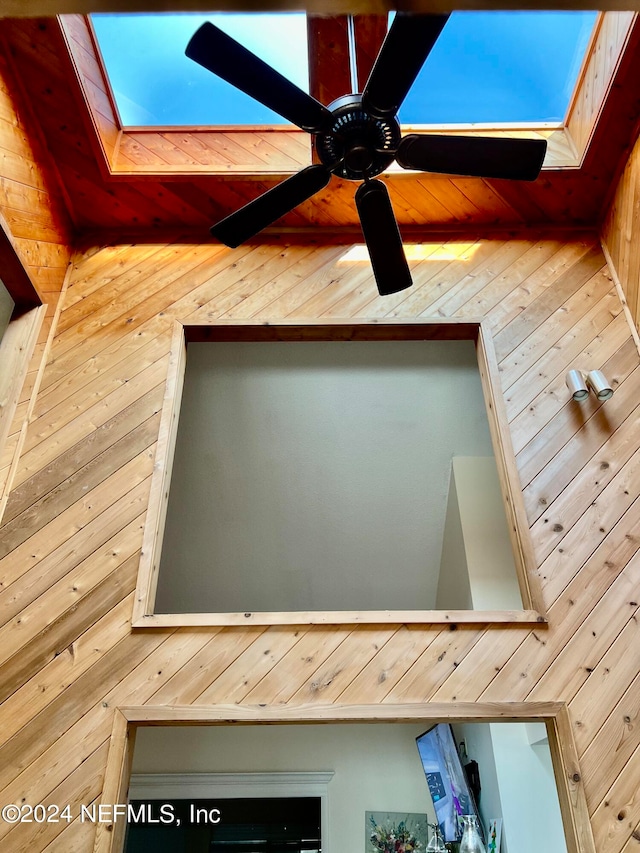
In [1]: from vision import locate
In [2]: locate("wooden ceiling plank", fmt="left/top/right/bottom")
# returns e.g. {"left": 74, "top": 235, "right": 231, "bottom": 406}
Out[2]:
{"left": 285, "top": 258, "right": 378, "bottom": 317}
{"left": 0, "top": 624, "right": 168, "bottom": 797}
{"left": 13, "top": 358, "right": 167, "bottom": 492}
{"left": 0, "top": 478, "right": 149, "bottom": 632}
{"left": 22, "top": 344, "right": 167, "bottom": 472}
{"left": 60, "top": 242, "right": 180, "bottom": 315}
{"left": 452, "top": 177, "right": 528, "bottom": 224}
{"left": 146, "top": 627, "right": 258, "bottom": 706}
{"left": 391, "top": 178, "right": 459, "bottom": 224}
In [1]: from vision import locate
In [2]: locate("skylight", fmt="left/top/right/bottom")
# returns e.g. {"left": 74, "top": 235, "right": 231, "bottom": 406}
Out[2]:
{"left": 92, "top": 13, "right": 309, "bottom": 126}
{"left": 92, "top": 11, "right": 597, "bottom": 128}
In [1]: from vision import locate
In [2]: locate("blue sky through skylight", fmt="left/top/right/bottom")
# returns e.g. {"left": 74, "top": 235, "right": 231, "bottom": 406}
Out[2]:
{"left": 92, "top": 11, "right": 597, "bottom": 127}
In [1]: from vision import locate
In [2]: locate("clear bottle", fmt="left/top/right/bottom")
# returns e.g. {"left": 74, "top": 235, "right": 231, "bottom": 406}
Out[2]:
{"left": 426, "top": 823, "right": 447, "bottom": 852}
{"left": 459, "top": 815, "right": 486, "bottom": 853}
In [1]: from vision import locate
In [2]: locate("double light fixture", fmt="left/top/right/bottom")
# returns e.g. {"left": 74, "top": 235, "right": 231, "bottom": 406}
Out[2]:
{"left": 566, "top": 369, "right": 614, "bottom": 402}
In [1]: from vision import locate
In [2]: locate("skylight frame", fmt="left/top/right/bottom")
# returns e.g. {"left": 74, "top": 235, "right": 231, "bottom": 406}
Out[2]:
{"left": 60, "top": 12, "right": 632, "bottom": 177}
{"left": 88, "top": 10, "right": 600, "bottom": 133}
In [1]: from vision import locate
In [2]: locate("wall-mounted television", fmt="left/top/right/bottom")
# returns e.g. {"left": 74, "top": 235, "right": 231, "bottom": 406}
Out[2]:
{"left": 416, "top": 723, "right": 483, "bottom": 843}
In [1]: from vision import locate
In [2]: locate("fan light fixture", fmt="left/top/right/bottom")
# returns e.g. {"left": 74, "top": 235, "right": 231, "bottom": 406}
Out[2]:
{"left": 185, "top": 14, "right": 547, "bottom": 296}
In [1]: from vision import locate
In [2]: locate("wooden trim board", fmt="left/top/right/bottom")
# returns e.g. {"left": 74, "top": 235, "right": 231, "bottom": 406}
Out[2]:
{"left": 0, "top": 304, "right": 46, "bottom": 521}
{"left": 133, "top": 318, "right": 544, "bottom": 627}
{"left": 94, "top": 702, "right": 596, "bottom": 853}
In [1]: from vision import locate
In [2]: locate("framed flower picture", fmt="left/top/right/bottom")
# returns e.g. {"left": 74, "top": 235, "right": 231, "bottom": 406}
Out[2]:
{"left": 366, "top": 811, "right": 429, "bottom": 852}
{"left": 487, "top": 818, "right": 503, "bottom": 852}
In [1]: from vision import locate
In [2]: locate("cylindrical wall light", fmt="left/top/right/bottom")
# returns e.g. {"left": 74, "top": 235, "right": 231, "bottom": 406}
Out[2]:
{"left": 587, "top": 370, "right": 614, "bottom": 400}
{"left": 566, "top": 370, "right": 589, "bottom": 401}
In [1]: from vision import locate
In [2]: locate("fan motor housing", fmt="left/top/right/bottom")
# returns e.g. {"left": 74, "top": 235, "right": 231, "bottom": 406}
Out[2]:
{"left": 315, "top": 94, "right": 401, "bottom": 181}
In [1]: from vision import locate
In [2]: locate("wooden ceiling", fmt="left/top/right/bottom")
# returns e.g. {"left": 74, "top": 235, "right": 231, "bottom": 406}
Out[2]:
{"left": 1, "top": 11, "right": 640, "bottom": 239}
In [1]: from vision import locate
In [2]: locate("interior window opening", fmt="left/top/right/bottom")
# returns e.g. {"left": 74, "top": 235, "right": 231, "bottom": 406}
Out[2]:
{"left": 123, "top": 722, "right": 569, "bottom": 853}
{"left": 151, "top": 335, "right": 525, "bottom": 620}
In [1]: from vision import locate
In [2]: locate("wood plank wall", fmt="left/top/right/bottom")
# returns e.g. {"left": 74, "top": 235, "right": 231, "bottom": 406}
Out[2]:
{"left": 0, "top": 41, "right": 73, "bottom": 303}
{"left": 565, "top": 12, "right": 636, "bottom": 160}
{"left": 602, "top": 132, "right": 640, "bottom": 334}
{"left": 0, "top": 233, "right": 639, "bottom": 852}
{"left": 0, "top": 33, "right": 74, "bottom": 563}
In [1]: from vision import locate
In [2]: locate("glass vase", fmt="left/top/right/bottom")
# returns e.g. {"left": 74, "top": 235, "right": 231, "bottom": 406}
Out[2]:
{"left": 459, "top": 815, "right": 486, "bottom": 853}
{"left": 426, "top": 823, "right": 447, "bottom": 852}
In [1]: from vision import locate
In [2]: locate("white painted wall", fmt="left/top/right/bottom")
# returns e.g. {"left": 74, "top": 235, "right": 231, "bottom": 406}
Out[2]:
{"left": 452, "top": 722, "right": 508, "bottom": 852}
{"left": 489, "top": 723, "right": 566, "bottom": 853}
{"left": 0, "top": 280, "right": 14, "bottom": 342}
{"left": 132, "top": 724, "right": 438, "bottom": 852}
{"left": 438, "top": 458, "right": 521, "bottom": 611}
{"left": 436, "top": 467, "right": 473, "bottom": 610}
{"left": 453, "top": 723, "right": 567, "bottom": 853}
{"left": 156, "top": 340, "right": 496, "bottom": 614}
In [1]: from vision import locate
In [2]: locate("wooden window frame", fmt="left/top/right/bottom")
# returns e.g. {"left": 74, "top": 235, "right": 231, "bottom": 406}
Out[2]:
{"left": 133, "top": 318, "right": 544, "bottom": 627}
{"left": 94, "top": 702, "right": 595, "bottom": 853}
{"left": 61, "top": 12, "right": 637, "bottom": 176}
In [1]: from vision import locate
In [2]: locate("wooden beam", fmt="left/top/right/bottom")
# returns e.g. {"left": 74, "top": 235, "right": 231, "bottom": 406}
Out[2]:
{"left": 353, "top": 13, "right": 388, "bottom": 90}
{"left": 308, "top": 15, "right": 351, "bottom": 106}
{"left": 1, "top": 0, "right": 640, "bottom": 13}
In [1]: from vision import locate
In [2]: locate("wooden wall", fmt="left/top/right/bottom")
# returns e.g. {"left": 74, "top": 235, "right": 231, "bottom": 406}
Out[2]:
{"left": 0, "top": 33, "right": 74, "bottom": 549}
{"left": 0, "top": 38, "right": 73, "bottom": 304}
{"left": 0, "top": 232, "right": 639, "bottom": 852}
{"left": 565, "top": 12, "right": 636, "bottom": 160}
{"left": 602, "top": 132, "right": 640, "bottom": 334}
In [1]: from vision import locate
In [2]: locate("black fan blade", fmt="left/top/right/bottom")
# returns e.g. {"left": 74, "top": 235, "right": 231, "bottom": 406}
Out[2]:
{"left": 211, "top": 165, "right": 331, "bottom": 247}
{"left": 362, "top": 13, "right": 450, "bottom": 119}
{"left": 355, "top": 180, "right": 412, "bottom": 296}
{"left": 397, "top": 133, "right": 548, "bottom": 181}
{"left": 186, "top": 22, "right": 333, "bottom": 133}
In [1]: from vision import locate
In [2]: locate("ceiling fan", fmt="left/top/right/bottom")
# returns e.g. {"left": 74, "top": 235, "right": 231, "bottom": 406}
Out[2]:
{"left": 186, "top": 14, "right": 547, "bottom": 295}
